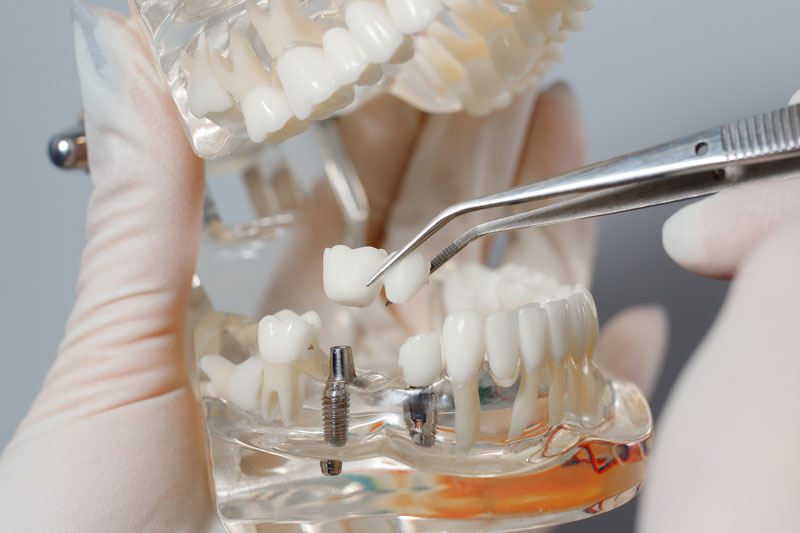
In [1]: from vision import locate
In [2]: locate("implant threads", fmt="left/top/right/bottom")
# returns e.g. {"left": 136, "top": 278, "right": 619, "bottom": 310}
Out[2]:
{"left": 320, "top": 346, "right": 356, "bottom": 476}
{"left": 322, "top": 381, "right": 350, "bottom": 446}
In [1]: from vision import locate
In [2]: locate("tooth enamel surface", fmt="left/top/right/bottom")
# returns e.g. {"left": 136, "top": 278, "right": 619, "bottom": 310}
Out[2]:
{"left": 528, "top": 0, "right": 564, "bottom": 36}
{"left": 576, "top": 284, "right": 599, "bottom": 355}
{"left": 567, "top": 293, "right": 589, "bottom": 362}
{"left": 486, "top": 310, "right": 519, "bottom": 382}
{"left": 323, "top": 245, "right": 388, "bottom": 307}
{"left": 184, "top": 34, "right": 234, "bottom": 117}
{"left": 399, "top": 331, "right": 443, "bottom": 387}
{"left": 346, "top": 1, "right": 405, "bottom": 64}
{"left": 384, "top": 250, "right": 430, "bottom": 304}
{"left": 386, "top": 0, "right": 443, "bottom": 34}
{"left": 240, "top": 85, "right": 294, "bottom": 142}
{"left": 323, "top": 27, "right": 375, "bottom": 86}
{"left": 443, "top": 309, "right": 486, "bottom": 384}
{"left": 544, "top": 299, "right": 569, "bottom": 365}
{"left": 200, "top": 354, "right": 235, "bottom": 398}
{"left": 518, "top": 303, "right": 549, "bottom": 371}
{"left": 275, "top": 46, "right": 353, "bottom": 120}
{"left": 258, "top": 311, "right": 316, "bottom": 364}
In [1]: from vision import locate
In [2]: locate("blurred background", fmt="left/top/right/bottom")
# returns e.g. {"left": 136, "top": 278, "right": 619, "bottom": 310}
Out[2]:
{"left": 1, "top": 0, "right": 798, "bottom": 531}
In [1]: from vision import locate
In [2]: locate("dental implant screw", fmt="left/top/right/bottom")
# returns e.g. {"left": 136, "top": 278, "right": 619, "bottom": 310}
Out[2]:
{"left": 320, "top": 346, "right": 355, "bottom": 476}
{"left": 405, "top": 387, "right": 438, "bottom": 448}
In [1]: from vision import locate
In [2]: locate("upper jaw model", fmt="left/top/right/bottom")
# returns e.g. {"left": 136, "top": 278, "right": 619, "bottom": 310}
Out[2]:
{"left": 133, "top": 0, "right": 594, "bottom": 157}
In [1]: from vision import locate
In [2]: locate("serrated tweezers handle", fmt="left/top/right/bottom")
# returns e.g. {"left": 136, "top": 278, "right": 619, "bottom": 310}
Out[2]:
{"left": 721, "top": 105, "right": 800, "bottom": 161}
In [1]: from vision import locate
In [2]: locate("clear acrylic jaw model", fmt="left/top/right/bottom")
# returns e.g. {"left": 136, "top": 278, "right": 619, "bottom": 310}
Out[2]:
{"left": 194, "top": 308, "right": 651, "bottom": 532}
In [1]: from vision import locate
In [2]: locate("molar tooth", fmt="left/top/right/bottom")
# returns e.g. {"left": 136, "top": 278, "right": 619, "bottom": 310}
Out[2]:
{"left": 323, "top": 27, "right": 383, "bottom": 86}
{"left": 261, "top": 361, "right": 305, "bottom": 425}
{"left": 323, "top": 245, "right": 388, "bottom": 307}
{"left": 443, "top": 309, "right": 485, "bottom": 451}
{"left": 183, "top": 34, "right": 235, "bottom": 117}
{"left": 346, "top": 1, "right": 410, "bottom": 64}
{"left": 384, "top": 250, "right": 430, "bottom": 304}
{"left": 246, "top": 0, "right": 323, "bottom": 57}
{"left": 509, "top": 303, "right": 548, "bottom": 439}
{"left": 258, "top": 311, "right": 317, "bottom": 364}
{"left": 386, "top": 0, "right": 443, "bottom": 34}
{"left": 228, "top": 357, "right": 265, "bottom": 411}
{"left": 399, "top": 332, "right": 443, "bottom": 387}
{"left": 275, "top": 45, "right": 355, "bottom": 120}
{"left": 240, "top": 85, "right": 296, "bottom": 142}
{"left": 486, "top": 310, "right": 520, "bottom": 385}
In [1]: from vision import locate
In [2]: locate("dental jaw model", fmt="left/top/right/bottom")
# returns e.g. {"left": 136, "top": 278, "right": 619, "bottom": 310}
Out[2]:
{"left": 131, "top": 0, "right": 594, "bottom": 157}
{"left": 196, "top": 241, "right": 653, "bottom": 531}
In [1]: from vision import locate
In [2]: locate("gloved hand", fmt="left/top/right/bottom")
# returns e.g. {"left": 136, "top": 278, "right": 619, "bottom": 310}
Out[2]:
{"left": 0, "top": 4, "right": 668, "bottom": 531}
{"left": 638, "top": 97, "right": 800, "bottom": 532}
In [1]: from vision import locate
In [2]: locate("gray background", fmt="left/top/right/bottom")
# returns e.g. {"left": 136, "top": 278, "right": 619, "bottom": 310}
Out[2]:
{"left": 1, "top": 0, "right": 798, "bottom": 531}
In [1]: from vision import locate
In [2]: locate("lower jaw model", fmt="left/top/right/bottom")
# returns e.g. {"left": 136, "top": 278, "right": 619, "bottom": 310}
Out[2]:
{"left": 197, "top": 245, "right": 652, "bottom": 529}
{"left": 171, "top": 0, "right": 592, "bottom": 153}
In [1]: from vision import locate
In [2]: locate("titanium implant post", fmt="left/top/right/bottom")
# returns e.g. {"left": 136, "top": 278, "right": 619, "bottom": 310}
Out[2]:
{"left": 320, "top": 345, "right": 355, "bottom": 476}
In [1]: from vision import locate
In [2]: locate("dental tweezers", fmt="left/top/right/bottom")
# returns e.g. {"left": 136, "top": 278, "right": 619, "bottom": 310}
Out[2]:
{"left": 367, "top": 104, "right": 800, "bottom": 285}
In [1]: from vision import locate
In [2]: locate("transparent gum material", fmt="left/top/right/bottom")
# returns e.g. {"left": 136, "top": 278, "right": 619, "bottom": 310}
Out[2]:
{"left": 131, "top": 0, "right": 584, "bottom": 158}
{"left": 193, "top": 308, "right": 652, "bottom": 532}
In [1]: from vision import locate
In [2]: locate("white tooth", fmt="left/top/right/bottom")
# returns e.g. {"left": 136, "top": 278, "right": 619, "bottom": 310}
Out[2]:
{"left": 575, "top": 284, "right": 599, "bottom": 356}
{"left": 261, "top": 361, "right": 305, "bottom": 425}
{"left": 544, "top": 299, "right": 569, "bottom": 365}
{"left": 258, "top": 312, "right": 315, "bottom": 363}
{"left": 384, "top": 250, "right": 430, "bottom": 304}
{"left": 398, "top": 331, "right": 443, "bottom": 387}
{"left": 567, "top": 293, "right": 589, "bottom": 362}
{"left": 507, "top": 367, "right": 540, "bottom": 440}
{"left": 506, "top": 3, "right": 546, "bottom": 48}
{"left": 385, "top": 0, "right": 443, "bottom": 34}
{"left": 443, "top": 309, "right": 486, "bottom": 384}
{"left": 323, "top": 27, "right": 382, "bottom": 86}
{"left": 273, "top": 309, "right": 322, "bottom": 349}
{"left": 518, "top": 303, "right": 549, "bottom": 371}
{"left": 323, "top": 245, "right": 388, "bottom": 307}
{"left": 199, "top": 354, "right": 235, "bottom": 398}
{"left": 346, "top": 1, "right": 405, "bottom": 64}
{"left": 486, "top": 310, "right": 519, "bottom": 384}
{"left": 528, "top": 0, "right": 563, "bottom": 36}
{"left": 276, "top": 46, "right": 354, "bottom": 120}
{"left": 228, "top": 357, "right": 265, "bottom": 411}
{"left": 246, "top": 0, "right": 323, "bottom": 57}
{"left": 240, "top": 85, "right": 294, "bottom": 142}
{"left": 184, "top": 34, "right": 234, "bottom": 117}
{"left": 452, "top": 380, "right": 481, "bottom": 450}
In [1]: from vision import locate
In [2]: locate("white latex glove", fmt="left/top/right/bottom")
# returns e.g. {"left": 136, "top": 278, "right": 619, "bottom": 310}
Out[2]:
{"left": 0, "top": 4, "right": 668, "bottom": 531}
{"left": 639, "top": 95, "right": 800, "bottom": 532}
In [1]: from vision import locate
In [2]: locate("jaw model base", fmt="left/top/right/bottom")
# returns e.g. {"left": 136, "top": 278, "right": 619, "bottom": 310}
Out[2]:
{"left": 196, "top": 310, "right": 652, "bottom": 531}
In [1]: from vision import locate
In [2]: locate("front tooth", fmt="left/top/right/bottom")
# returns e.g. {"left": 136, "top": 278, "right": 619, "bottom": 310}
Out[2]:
{"left": 575, "top": 284, "right": 599, "bottom": 356}
{"left": 346, "top": 1, "right": 410, "bottom": 64}
{"left": 323, "top": 27, "right": 383, "bottom": 86}
{"left": 275, "top": 45, "right": 355, "bottom": 120}
{"left": 384, "top": 250, "right": 430, "bottom": 304}
{"left": 183, "top": 34, "right": 234, "bottom": 117}
{"left": 323, "top": 245, "right": 388, "bottom": 307}
{"left": 567, "top": 293, "right": 589, "bottom": 362}
{"left": 385, "top": 0, "right": 443, "bottom": 34}
{"left": 544, "top": 299, "right": 569, "bottom": 365}
{"left": 486, "top": 310, "right": 519, "bottom": 384}
{"left": 443, "top": 309, "right": 485, "bottom": 451}
{"left": 258, "top": 313, "right": 315, "bottom": 363}
{"left": 399, "top": 332, "right": 443, "bottom": 387}
{"left": 443, "top": 309, "right": 486, "bottom": 384}
{"left": 509, "top": 304, "right": 548, "bottom": 439}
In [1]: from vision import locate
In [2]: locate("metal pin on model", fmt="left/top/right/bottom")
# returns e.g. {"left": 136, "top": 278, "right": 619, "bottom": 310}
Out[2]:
{"left": 320, "top": 345, "right": 356, "bottom": 476}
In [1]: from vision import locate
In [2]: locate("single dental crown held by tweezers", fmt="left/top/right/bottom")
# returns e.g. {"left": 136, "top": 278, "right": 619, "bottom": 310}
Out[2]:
{"left": 367, "top": 104, "right": 800, "bottom": 284}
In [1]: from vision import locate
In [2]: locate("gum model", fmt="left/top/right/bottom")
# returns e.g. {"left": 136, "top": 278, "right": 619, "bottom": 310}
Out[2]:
{"left": 124, "top": 0, "right": 654, "bottom": 530}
